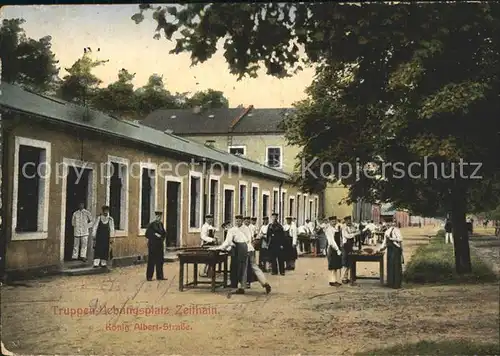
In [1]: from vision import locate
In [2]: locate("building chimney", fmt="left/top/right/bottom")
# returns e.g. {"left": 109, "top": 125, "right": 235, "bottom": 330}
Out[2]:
{"left": 205, "top": 140, "right": 216, "bottom": 148}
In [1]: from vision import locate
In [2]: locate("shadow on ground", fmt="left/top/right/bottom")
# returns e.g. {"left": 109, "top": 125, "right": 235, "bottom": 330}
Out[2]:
{"left": 355, "top": 340, "right": 500, "bottom": 355}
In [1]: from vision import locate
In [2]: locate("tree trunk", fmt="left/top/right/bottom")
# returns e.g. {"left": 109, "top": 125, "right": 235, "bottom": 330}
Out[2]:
{"left": 451, "top": 183, "right": 472, "bottom": 274}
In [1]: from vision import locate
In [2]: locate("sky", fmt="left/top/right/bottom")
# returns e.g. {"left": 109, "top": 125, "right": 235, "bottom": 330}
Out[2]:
{"left": 1, "top": 5, "right": 316, "bottom": 108}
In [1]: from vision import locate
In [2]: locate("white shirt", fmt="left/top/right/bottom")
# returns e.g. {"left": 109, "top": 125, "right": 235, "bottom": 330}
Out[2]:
{"left": 91, "top": 215, "right": 115, "bottom": 238}
{"left": 240, "top": 225, "right": 255, "bottom": 252}
{"left": 363, "top": 223, "right": 377, "bottom": 233}
{"left": 325, "top": 225, "right": 340, "bottom": 251}
{"left": 248, "top": 223, "right": 257, "bottom": 240}
{"left": 259, "top": 224, "right": 269, "bottom": 237}
{"left": 284, "top": 223, "right": 298, "bottom": 245}
{"left": 72, "top": 209, "right": 92, "bottom": 236}
{"left": 341, "top": 224, "right": 358, "bottom": 244}
{"left": 217, "top": 225, "right": 249, "bottom": 251}
{"left": 200, "top": 223, "right": 216, "bottom": 245}
{"left": 381, "top": 226, "right": 403, "bottom": 248}
{"left": 297, "top": 225, "right": 308, "bottom": 235}
{"left": 307, "top": 222, "right": 315, "bottom": 233}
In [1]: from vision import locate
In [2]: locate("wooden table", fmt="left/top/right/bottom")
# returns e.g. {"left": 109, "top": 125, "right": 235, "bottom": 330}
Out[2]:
{"left": 349, "top": 252, "right": 385, "bottom": 285}
{"left": 177, "top": 250, "right": 229, "bottom": 292}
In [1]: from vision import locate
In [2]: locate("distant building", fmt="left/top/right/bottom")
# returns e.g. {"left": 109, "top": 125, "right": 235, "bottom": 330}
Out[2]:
{"left": 142, "top": 106, "right": 372, "bottom": 223}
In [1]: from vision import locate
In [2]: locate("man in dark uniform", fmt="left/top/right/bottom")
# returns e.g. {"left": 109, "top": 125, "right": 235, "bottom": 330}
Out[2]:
{"left": 267, "top": 212, "right": 286, "bottom": 275}
{"left": 145, "top": 211, "right": 167, "bottom": 281}
{"left": 258, "top": 216, "right": 270, "bottom": 271}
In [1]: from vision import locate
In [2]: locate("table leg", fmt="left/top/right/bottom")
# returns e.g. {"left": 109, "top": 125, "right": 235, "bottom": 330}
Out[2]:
{"left": 179, "top": 262, "right": 184, "bottom": 292}
{"left": 193, "top": 264, "right": 198, "bottom": 286}
{"left": 211, "top": 263, "right": 216, "bottom": 292}
{"left": 380, "top": 257, "right": 384, "bottom": 285}
{"left": 223, "top": 257, "right": 228, "bottom": 288}
{"left": 350, "top": 260, "right": 356, "bottom": 285}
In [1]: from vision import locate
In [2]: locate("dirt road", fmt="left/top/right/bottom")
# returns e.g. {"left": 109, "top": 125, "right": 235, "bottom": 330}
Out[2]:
{"left": 2, "top": 226, "right": 499, "bottom": 355}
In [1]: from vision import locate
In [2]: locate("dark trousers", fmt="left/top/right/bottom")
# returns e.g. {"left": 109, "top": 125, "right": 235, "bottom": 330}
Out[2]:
{"left": 259, "top": 248, "right": 269, "bottom": 270}
{"left": 270, "top": 248, "right": 285, "bottom": 275}
{"left": 146, "top": 245, "right": 164, "bottom": 280}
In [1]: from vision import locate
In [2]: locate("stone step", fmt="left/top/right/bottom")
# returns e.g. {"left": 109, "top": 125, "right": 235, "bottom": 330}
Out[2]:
{"left": 64, "top": 261, "right": 89, "bottom": 269}
{"left": 60, "top": 266, "right": 110, "bottom": 276}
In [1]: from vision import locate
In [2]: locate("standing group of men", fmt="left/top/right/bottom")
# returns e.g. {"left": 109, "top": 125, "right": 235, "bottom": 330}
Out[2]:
{"left": 205, "top": 214, "right": 272, "bottom": 295}
{"left": 195, "top": 212, "right": 308, "bottom": 294}
{"left": 323, "top": 215, "right": 404, "bottom": 288}
{"left": 70, "top": 202, "right": 116, "bottom": 268}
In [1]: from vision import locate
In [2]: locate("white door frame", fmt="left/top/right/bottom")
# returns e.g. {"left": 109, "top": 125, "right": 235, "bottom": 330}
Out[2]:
{"left": 59, "top": 158, "right": 97, "bottom": 263}
{"left": 164, "top": 175, "right": 184, "bottom": 247}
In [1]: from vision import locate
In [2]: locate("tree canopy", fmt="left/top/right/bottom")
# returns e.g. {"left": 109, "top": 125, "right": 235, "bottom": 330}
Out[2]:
{"left": 1, "top": 17, "right": 230, "bottom": 118}
{"left": 0, "top": 18, "right": 59, "bottom": 93}
{"left": 134, "top": 2, "right": 500, "bottom": 273}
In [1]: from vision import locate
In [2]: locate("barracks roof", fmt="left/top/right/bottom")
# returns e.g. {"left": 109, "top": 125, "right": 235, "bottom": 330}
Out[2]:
{"left": 0, "top": 82, "right": 291, "bottom": 181}
{"left": 141, "top": 107, "right": 294, "bottom": 135}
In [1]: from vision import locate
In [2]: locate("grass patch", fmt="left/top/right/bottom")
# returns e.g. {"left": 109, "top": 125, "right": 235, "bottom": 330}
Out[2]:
{"left": 356, "top": 340, "right": 500, "bottom": 355}
{"left": 403, "top": 230, "right": 498, "bottom": 284}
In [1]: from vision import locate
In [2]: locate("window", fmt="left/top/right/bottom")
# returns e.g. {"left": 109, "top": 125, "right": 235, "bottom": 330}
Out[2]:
{"left": 223, "top": 185, "right": 235, "bottom": 223}
{"left": 239, "top": 182, "right": 248, "bottom": 216}
{"left": 296, "top": 194, "right": 301, "bottom": 225}
{"left": 251, "top": 184, "right": 259, "bottom": 219}
{"left": 309, "top": 200, "right": 313, "bottom": 221}
{"left": 289, "top": 197, "right": 295, "bottom": 217}
{"left": 13, "top": 137, "right": 51, "bottom": 240}
{"left": 106, "top": 156, "right": 129, "bottom": 234}
{"left": 209, "top": 176, "right": 220, "bottom": 226}
{"left": 189, "top": 171, "right": 203, "bottom": 230}
{"left": 266, "top": 146, "right": 282, "bottom": 168}
{"left": 314, "top": 196, "right": 319, "bottom": 220}
{"left": 303, "top": 194, "right": 308, "bottom": 222}
{"left": 139, "top": 164, "right": 157, "bottom": 231}
{"left": 262, "top": 191, "right": 270, "bottom": 218}
{"left": 272, "top": 188, "right": 279, "bottom": 214}
{"left": 229, "top": 145, "right": 246, "bottom": 156}
{"left": 281, "top": 191, "right": 286, "bottom": 222}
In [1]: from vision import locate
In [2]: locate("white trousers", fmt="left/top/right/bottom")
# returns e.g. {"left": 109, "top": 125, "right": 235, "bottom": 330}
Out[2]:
{"left": 93, "top": 259, "right": 107, "bottom": 267}
{"left": 329, "top": 270, "right": 341, "bottom": 283}
{"left": 72, "top": 235, "right": 88, "bottom": 259}
{"left": 246, "top": 251, "right": 267, "bottom": 287}
{"left": 445, "top": 232, "right": 453, "bottom": 244}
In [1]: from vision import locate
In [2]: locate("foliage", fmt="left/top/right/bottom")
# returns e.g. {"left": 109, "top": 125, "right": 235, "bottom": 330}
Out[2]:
{"left": 92, "top": 69, "right": 137, "bottom": 117}
{"left": 0, "top": 18, "right": 59, "bottom": 93}
{"left": 133, "top": 2, "right": 500, "bottom": 215}
{"left": 57, "top": 52, "right": 109, "bottom": 105}
{"left": 186, "top": 89, "right": 229, "bottom": 109}
{"left": 134, "top": 74, "right": 183, "bottom": 116}
{"left": 403, "top": 233, "right": 497, "bottom": 284}
{"left": 356, "top": 340, "right": 500, "bottom": 356}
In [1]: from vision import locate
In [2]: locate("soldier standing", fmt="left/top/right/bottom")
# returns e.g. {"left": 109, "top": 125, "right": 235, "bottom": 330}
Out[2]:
{"left": 267, "top": 213, "right": 286, "bottom": 276}
{"left": 145, "top": 211, "right": 167, "bottom": 281}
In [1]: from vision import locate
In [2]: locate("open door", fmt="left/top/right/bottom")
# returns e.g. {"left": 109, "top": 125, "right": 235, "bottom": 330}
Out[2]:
{"left": 64, "top": 166, "right": 91, "bottom": 261}
{"left": 166, "top": 181, "right": 181, "bottom": 247}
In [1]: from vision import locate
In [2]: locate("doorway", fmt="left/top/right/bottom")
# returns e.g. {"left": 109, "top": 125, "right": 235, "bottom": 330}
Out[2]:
{"left": 165, "top": 181, "right": 181, "bottom": 247}
{"left": 64, "top": 166, "right": 92, "bottom": 261}
{"left": 224, "top": 189, "right": 234, "bottom": 222}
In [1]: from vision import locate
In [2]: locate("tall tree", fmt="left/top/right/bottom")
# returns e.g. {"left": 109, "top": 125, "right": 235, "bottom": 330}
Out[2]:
{"left": 57, "top": 52, "right": 109, "bottom": 105}
{"left": 186, "top": 89, "right": 229, "bottom": 109}
{"left": 0, "top": 18, "right": 59, "bottom": 93}
{"left": 133, "top": 2, "right": 500, "bottom": 273}
{"left": 135, "top": 74, "right": 180, "bottom": 116}
{"left": 93, "top": 68, "right": 137, "bottom": 117}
